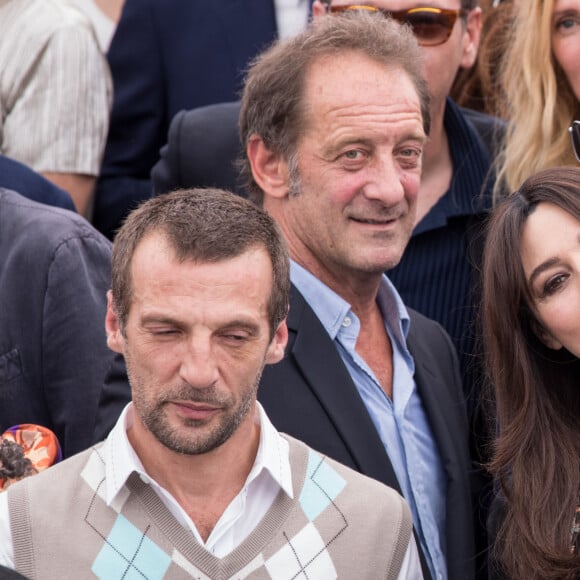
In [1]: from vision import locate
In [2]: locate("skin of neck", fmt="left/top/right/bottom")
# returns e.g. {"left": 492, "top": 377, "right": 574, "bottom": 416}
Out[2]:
{"left": 127, "top": 405, "right": 261, "bottom": 504}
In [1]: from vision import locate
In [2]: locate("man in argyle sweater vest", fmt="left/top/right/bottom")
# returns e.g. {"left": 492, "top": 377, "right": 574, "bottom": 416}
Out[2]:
{"left": 7, "top": 434, "right": 412, "bottom": 579}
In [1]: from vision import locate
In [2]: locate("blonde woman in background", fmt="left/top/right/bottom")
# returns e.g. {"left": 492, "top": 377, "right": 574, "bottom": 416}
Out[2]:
{"left": 495, "top": 0, "right": 580, "bottom": 196}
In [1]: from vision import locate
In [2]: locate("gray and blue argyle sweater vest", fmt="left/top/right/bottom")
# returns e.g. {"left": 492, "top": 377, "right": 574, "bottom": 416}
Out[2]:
{"left": 8, "top": 434, "right": 412, "bottom": 579}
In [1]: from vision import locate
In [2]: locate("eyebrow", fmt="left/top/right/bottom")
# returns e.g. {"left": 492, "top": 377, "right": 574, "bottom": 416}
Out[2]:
{"left": 528, "top": 231, "right": 580, "bottom": 287}
{"left": 140, "top": 315, "right": 261, "bottom": 334}
{"left": 528, "top": 257, "right": 560, "bottom": 289}
{"left": 219, "top": 320, "right": 261, "bottom": 334}
{"left": 325, "top": 131, "right": 426, "bottom": 155}
{"left": 323, "top": 137, "right": 373, "bottom": 157}
{"left": 140, "top": 314, "right": 183, "bottom": 327}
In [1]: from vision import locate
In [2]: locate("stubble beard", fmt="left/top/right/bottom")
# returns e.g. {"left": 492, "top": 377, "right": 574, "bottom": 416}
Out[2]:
{"left": 130, "top": 369, "right": 262, "bottom": 456}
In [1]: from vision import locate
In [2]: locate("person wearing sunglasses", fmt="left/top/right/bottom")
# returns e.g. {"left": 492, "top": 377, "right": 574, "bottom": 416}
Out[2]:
{"left": 494, "top": 0, "right": 580, "bottom": 198}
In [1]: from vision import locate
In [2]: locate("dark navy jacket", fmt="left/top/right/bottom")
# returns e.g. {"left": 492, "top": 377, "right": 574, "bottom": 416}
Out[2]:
{"left": 0, "top": 189, "right": 114, "bottom": 457}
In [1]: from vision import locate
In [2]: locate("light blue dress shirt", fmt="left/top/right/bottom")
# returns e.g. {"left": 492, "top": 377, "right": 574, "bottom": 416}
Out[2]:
{"left": 291, "top": 260, "right": 448, "bottom": 580}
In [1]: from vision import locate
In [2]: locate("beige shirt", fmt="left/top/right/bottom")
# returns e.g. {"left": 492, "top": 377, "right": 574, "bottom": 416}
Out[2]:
{"left": 0, "top": 0, "right": 112, "bottom": 176}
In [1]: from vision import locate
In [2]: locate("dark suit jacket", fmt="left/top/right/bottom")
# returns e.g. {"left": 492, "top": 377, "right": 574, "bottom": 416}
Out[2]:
{"left": 0, "top": 154, "right": 75, "bottom": 211}
{"left": 0, "top": 189, "right": 114, "bottom": 458}
{"left": 94, "top": 285, "right": 477, "bottom": 580}
{"left": 93, "top": 0, "right": 279, "bottom": 239}
{"left": 152, "top": 102, "right": 244, "bottom": 197}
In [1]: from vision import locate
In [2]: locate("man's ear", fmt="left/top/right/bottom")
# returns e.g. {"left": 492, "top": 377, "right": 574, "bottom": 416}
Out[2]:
{"left": 311, "top": 1, "right": 328, "bottom": 18}
{"left": 265, "top": 320, "right": 289, "bottom": 365}
{"left": 531, "top": 317, "right": 563, "bottom": 351}
{"left": 246, "top": 135, "right": 291, "bottom": 200}
{"left": 460, "top": 7, "right": 482, "bottom": 69}
{"left": 105, "top": 290, "right": 126, "bottom": 354}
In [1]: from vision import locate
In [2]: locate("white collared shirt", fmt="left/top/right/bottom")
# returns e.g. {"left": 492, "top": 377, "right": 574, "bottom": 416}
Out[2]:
{"left": 103, "top": 402, "right": 294, "bottom": 556}
{"left": 0, "top": 402, "right": 293, "bottom": 563}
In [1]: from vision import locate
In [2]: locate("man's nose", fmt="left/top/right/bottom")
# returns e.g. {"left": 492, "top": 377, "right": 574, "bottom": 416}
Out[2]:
{"left": 178, "top": 337, "right": 219, "bottom": 388}
{"left": 362, "top": 155, "right": 406, "bottom": 205}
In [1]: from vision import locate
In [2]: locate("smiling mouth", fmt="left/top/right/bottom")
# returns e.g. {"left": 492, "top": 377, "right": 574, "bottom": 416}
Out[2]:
{"left": 350, "top": 217, "right": 398, "bottom": 225}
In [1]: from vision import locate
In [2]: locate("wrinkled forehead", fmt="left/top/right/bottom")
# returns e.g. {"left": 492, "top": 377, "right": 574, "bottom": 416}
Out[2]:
{"left": 299, "top": 51, "right": 423, "bottom": 128}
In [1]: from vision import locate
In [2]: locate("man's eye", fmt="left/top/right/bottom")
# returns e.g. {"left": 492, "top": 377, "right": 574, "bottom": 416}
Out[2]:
{"left": 342, "top": 150, "right": 364, "bottom": 160}
{"left": 221, "top": 333, "right": 249, "bottom": 343}
{"left": 150, "top": 328, "right": 178, "bottom": 336}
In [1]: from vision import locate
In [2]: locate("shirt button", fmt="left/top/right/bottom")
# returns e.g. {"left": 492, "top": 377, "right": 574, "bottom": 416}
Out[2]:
{"left": 342, "top": 316, "right": 352, "bottom": 328}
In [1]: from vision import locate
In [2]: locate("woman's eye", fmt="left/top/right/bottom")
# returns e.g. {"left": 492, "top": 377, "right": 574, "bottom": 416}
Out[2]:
{"left": 555, "top": 15, "right": 580, "bottom": 33}
{"left": 542, "top": 273, "right": 568, "bottom": 296}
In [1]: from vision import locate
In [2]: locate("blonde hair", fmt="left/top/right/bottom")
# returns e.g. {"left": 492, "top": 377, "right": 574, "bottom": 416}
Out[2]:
{"left": 494, "top": 0, "right": 579, "bottom": 198}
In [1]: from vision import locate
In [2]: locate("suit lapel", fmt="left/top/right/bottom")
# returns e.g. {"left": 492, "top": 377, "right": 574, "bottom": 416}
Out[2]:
{"left": 286, "top": 286, "right": 402, "bottom": 493}
{"left": 407, "top": 315, "right": 474, "bottom": 578}
{"left": 407, "top": 323, "right": 467, "bottom": 489}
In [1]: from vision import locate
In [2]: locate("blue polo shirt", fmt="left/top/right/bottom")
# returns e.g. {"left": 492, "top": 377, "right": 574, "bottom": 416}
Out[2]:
{"left": 291, "top": 260, "right": 448, "bottom": 580}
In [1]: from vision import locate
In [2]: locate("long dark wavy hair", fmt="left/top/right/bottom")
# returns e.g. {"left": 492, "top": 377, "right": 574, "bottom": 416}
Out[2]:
{"left": 482, "top": 166, "right": 580, "bottom": 579}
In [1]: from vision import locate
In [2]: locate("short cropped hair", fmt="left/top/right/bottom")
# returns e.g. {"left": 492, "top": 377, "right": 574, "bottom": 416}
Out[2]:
{"left": 239, "top": 11, "right": 430, "bottom": 204}
{"left": 111, "top": 188, "right": 290, "bottom": 337}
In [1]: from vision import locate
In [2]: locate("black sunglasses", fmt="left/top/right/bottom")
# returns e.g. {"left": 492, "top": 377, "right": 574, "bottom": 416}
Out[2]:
{"left": 569, "top": 120, "right": 580, "bottom": 162}
{"left": 327, "top": 5, "right": 468, "bottom": 46}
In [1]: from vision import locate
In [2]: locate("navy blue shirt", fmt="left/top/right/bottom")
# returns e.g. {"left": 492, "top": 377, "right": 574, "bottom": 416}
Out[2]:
{"left": 388, "top": 99, "right": 497, "bottom": 411}
{"left": 0, "top": 154, "right": 75, "bottom": 211}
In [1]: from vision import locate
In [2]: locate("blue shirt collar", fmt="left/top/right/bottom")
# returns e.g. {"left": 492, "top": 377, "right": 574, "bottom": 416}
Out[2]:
{"left": 289, "top": 260, "right": 411, "bottom": 346}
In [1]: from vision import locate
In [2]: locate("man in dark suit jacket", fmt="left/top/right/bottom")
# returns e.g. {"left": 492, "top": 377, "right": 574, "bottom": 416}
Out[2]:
{"left": 0, "top": 189, "right": 115, "bottom": 458}
{"left": 94, "top": 14, "right": 479, "bottom": 579}
{"left": 93, "top": 0, "right": 311, "bottom": 239}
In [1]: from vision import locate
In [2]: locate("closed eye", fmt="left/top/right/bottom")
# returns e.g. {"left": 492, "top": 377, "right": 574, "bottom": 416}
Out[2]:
{"left": 223, "top": 334, "right": 248, "bottom": 341}
{"left": 149, "top": 328, "right": 180, "bottom": 336}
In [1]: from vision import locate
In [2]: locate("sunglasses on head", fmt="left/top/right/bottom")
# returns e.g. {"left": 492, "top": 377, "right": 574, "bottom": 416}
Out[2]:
{"left": 327, "top": 5, "right": 468, "bottom": 46}
{"left": 569, "top": 120, "right": 580, "bottom": 162}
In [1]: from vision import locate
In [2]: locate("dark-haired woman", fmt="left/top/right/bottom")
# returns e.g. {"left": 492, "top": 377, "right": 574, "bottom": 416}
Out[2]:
{"left": 482, "top": 166, "right": 580, "bottom": 579}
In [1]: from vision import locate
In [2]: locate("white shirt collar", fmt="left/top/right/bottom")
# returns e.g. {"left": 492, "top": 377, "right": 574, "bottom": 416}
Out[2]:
{"left": 104, "top": 402, "right": 293, "bottom": 508}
